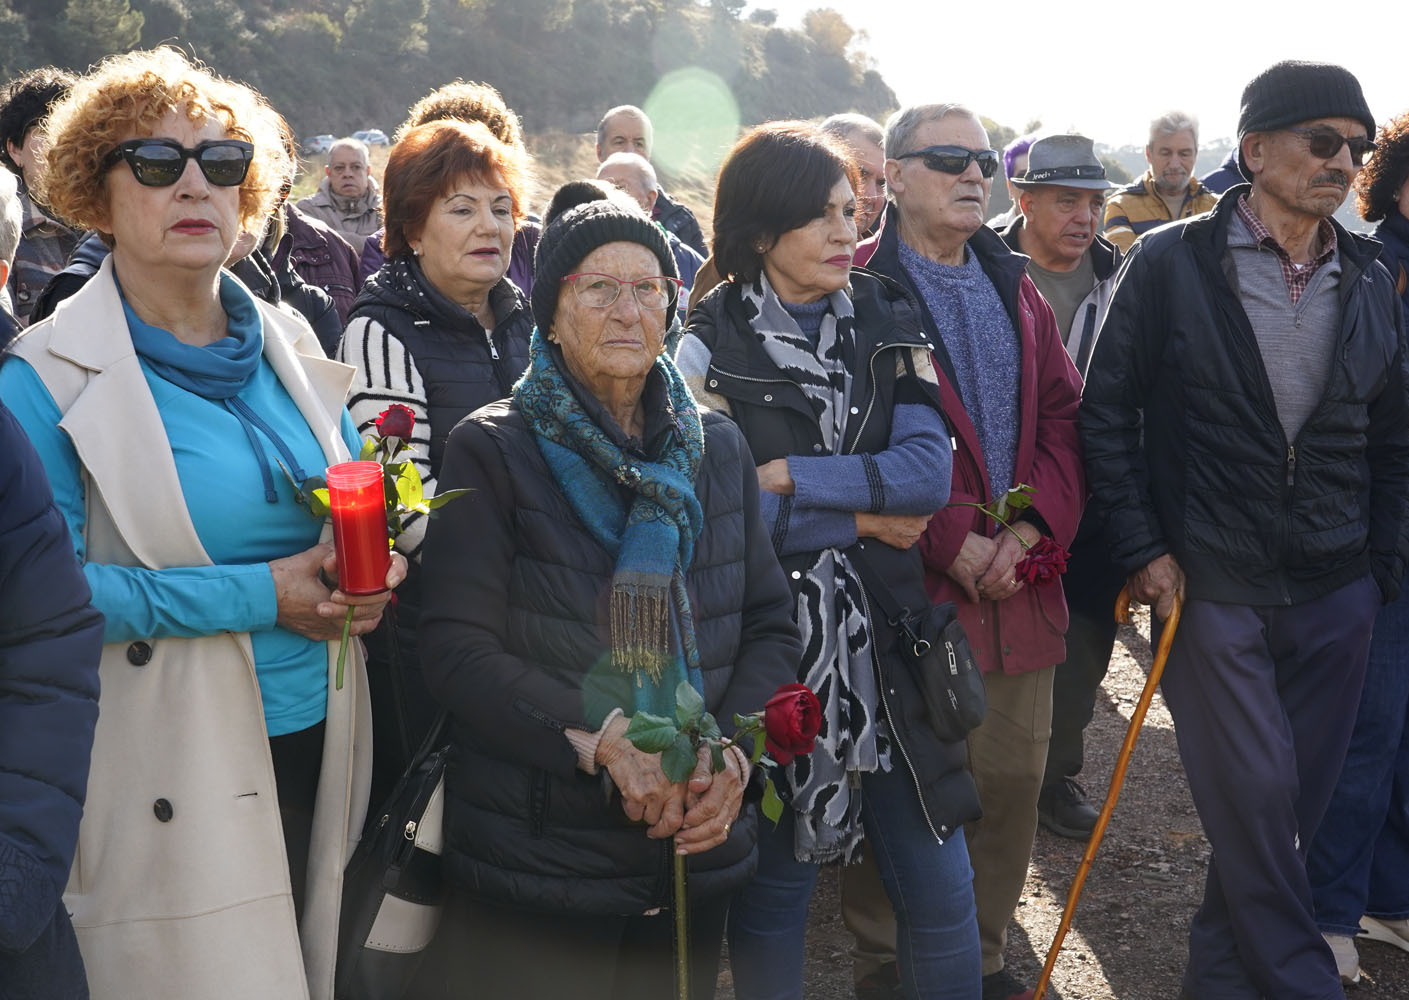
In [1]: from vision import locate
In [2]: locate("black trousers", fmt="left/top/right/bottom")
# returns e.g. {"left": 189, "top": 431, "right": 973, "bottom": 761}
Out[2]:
{"left": 1043, "top": 512, "right": 1125, "bottom": 785}
{"left": 412, "top": 889, "right": 731, "bottom": 1000}
{"left": 268, "top": 719, "right": 325, "bottom": 922}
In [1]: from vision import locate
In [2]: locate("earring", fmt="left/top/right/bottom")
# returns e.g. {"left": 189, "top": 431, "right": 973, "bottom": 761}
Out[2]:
{"left": 412, "top": 246, "right": 422, "bottom": 256}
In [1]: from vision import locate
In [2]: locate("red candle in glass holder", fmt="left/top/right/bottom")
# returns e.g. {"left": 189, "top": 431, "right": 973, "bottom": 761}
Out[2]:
{"left": 326, "top": 460, "right": 390, "bottom": 596}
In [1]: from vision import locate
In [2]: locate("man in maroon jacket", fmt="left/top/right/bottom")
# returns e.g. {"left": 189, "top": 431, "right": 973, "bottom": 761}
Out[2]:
{"left": 857, "top": 103, "right": 1085, "bottom": 1000}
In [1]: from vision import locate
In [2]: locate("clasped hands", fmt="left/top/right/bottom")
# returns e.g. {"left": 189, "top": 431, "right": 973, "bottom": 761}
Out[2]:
{"left": 596, "top": 715, "right": 746, "bottom": 856}
{"left": 946, "top": 522, "right": 1042, "bottom": 604}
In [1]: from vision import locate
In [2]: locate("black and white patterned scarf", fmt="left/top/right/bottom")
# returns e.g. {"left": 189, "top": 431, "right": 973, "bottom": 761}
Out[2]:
{"left": 739, "top": 274, "right": 890, "bottom": 864}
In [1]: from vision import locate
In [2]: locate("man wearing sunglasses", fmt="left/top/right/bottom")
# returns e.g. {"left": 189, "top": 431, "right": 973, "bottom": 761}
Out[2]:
{"left": 1082, "top": 61, "right": 1409, "bottom": 1000}
{"left": 859, "top": 102, "right": 1085, "bottom": 1000}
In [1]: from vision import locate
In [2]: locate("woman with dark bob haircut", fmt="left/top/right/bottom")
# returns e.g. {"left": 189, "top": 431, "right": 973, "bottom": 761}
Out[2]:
{"left": 0, "top": 47, "right": 405, "bottom": 999}
{"left": 677, "top": 121, "right": 982, "bottom": 999}
{"left": 1306, "top": 108, "right": 1409, "bottom": 983}
{"left": 339, "top": 117, "right": 535, "bottom": 795}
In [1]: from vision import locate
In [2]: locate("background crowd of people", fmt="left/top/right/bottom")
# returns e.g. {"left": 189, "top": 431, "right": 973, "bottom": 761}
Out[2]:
{"left": 0, "top": 44, "right": 1407, "bottom": 1000}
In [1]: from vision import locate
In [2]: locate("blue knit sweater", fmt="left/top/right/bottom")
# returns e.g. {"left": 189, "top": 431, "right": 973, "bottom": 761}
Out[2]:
{"left": 899, "top": 239, "right": 1020, "bottom": 498}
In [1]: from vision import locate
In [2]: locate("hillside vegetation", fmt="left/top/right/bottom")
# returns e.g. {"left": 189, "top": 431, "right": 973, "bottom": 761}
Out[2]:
{"left": 3, "top": 0, "right": 896, "bottom": 145}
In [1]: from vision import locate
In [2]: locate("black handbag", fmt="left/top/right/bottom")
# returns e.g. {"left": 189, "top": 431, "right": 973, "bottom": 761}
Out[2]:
{"left": 850, "top": 544, "right": 988, "bottom": 743}
{"left": 334, "top": 707, "right": 450, "bottom": 1000}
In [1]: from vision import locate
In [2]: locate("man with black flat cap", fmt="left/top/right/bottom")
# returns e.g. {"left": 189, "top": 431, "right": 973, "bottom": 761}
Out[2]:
{"left": 1081, "top": 61, "right": 1409, "bottom": 1000}
{"left": 998, "top": 134, "right": 1123, "bottom": 842}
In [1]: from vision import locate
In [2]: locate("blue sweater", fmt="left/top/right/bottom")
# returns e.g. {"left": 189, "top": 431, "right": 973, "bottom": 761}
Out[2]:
{"left": 899, "top": 239, "right": 1020, "bottom": 498}
{"left": 0, "top": 275, "right": 360, "bottom": 737}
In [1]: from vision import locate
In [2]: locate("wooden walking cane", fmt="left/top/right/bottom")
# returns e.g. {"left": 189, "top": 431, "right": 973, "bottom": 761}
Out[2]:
{"left": 1031, "top": 586, "right": 1183, "bottom": 1000}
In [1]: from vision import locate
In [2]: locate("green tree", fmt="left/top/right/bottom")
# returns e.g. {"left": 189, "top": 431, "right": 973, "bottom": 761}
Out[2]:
{"left": 132, "top": 0, "right": 187, "bottom": 46}
{"left": 0, "top": 0, "right": 29, "bottom": 79}
{"left": 802, "top": 7, "right": 851, "bottom": 58}
{"left": 61, "top": 0, "right": 145, "bottom": 70}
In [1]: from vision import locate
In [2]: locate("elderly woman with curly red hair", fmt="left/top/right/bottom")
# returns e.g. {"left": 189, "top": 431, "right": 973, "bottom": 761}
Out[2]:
{"left": 1306, "top": 109, "right": 1409, "bottom": 985}
{"left": 0, "top": 48, "right": 404, "bottom": 1000}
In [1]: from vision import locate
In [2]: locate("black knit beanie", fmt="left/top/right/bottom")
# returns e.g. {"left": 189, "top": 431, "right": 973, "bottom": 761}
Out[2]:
{"left": 531, "top": 199, "right": 679, "bottom": 335}
{"left": 1236, "top": 61, "right": 1376, "bottom": 180}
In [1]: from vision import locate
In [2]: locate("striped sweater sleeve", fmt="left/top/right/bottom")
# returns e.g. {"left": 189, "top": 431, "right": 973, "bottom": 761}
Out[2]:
{"left": 338, "top": 316, "right": 434, "bottom": 560}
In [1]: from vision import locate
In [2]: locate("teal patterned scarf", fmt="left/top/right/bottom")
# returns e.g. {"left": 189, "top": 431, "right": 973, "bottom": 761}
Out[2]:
{"left": 514, "top": 329, "right": 706, "bottom": 716}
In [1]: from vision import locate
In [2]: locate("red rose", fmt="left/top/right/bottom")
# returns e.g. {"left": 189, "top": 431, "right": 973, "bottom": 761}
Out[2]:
{"left": 1014, "top": 536, "right": 1070, "bottom": 586}
{"left": 763, "top": 683, "right": 822, "bottom": 765}
{"left": 375, "top": 404, "right": 415, "bottom": 440}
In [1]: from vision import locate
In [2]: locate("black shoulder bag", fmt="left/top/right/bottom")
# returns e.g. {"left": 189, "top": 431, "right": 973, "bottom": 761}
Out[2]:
{"left": 334, "top": 701, "right": 450, "bottom": 1000}
{"left": 849, "top": 543, "right": 987, "bottom": 743}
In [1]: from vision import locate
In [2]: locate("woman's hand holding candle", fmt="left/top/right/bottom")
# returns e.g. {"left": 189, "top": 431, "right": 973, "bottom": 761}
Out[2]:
{"left": 271, "top": 543, "right": 407, "bottom": 641}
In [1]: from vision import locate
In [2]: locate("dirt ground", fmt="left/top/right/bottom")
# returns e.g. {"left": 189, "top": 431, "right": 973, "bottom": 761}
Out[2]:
{"left": 717, "top": 608, "right": 1409, "bottom": 999}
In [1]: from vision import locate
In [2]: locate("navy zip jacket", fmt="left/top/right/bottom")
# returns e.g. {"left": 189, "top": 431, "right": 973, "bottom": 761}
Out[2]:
{"left": 0, "top": 400, "right": 103, "bottom": 994}
{"left": 1081, "top": 185, "right": 1409, "bottom": 605}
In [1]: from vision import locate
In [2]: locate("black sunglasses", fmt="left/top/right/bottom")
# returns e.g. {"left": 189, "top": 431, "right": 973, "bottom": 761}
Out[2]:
{"left": 1285, "top": 127, "right": 1377, "bottom": 167}
{"left": 895, "top": 145, "right": 1001, "bottom": 178}
{"left": 100, "top": 138, "right": 254, "bottom": 187}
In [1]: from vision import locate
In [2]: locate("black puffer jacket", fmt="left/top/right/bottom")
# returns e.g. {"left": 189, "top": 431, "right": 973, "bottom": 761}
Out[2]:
{"left": 1082, "top": 185, "right": 1409, "bottom": 605}
{"left": 681, "top": 273, "right": 981, "bottom": 842}
{"left": 349, "top": 258, "right": 533, "bottom": 479}
{"left": 419, "top": 381, "right": 802, "bottom": 914}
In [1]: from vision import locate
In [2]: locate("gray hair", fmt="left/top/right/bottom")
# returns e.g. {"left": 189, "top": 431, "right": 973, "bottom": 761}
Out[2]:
{"left": 329, "top": 137, "right": 370, "bottom": 162}
{"left": 596, "top": 104, "right": 653, "bottom": 154}
{"left": 1148, "top": 111, "right": 1199, "bottom": 147}
{"left": 0, "top": 167, "right": 19, "bottom": 265}
{"left": 821, "top": 112, "right": 884, "bottom": 148}
{"left": 884, "top": 103, "right": 979, "bottom": 159}
{"left": 597, "top": 151, "right": 657, "bottom": 192}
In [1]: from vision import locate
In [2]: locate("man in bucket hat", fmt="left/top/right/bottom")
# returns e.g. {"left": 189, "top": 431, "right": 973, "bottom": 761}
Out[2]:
{"left": 997, "top": 134, "right": 1124, "bottom": 844}
{"left": 1081, "top": 60, "right": 1409, "bottom": 999}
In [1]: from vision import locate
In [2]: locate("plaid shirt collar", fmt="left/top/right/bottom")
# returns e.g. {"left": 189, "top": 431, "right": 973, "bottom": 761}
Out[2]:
{"left": 1234, "top": 193, "right": 1337, "bottom": 304}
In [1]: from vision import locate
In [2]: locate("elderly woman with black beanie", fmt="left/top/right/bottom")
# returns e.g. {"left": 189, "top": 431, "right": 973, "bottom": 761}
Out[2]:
{"left": 413, "top": 195, "right": 802, "bottom": 999}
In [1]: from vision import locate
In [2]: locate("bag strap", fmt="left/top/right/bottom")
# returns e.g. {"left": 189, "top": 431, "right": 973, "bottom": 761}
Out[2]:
{"left": 847, "top": 541, "right": 912, "bottom": 627}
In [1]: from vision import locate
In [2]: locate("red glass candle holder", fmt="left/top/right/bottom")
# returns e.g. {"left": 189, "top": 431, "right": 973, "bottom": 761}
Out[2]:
{"left": 326, "top": 460, "right": 390, "bottom": 596}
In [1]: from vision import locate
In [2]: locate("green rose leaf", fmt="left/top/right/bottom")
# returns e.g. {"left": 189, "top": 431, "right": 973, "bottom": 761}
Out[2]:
{"left": 709, "top": 742, "right": 726, "bottom": 774}
{"left": 698, "top": 711, "right": 721, "bottom": 740}
{"left": 624, "top": 712, "right": 678, "bottom": 754}
{"left": 359, "top": 437, "right": 378, "bottom": 461}
{"left": 761, "top": 778, "right": 785, "bottom": 826}
{"left": 424, "top": 488, "right": 473, "bottom": 510}
{"left": 661, "top": 732, "right": 698, "bottom": 784}
{"left": 309, "top": 488, "right": 330, "bottom": 518}
{"left": 395, "top": 462, "right": 424, "bottom": 509}
{"left": 675, "top": 681, "right": 705, "bottom": 728}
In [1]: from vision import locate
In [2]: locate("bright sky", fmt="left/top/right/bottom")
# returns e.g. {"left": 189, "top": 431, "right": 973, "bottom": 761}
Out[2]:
{"left": 750, "top": 0, "right": 1402, "bottom": 148}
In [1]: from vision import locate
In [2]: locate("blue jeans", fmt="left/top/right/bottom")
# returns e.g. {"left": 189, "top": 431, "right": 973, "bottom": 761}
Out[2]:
{"left": 726, "top": 762, "right": 980, "bottom": 1000}
{"left": 1308, "top": 585, "right": 1409, "bottom": 934}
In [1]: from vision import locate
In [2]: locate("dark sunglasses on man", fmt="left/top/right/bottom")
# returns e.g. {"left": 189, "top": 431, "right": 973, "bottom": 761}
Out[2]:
{"left": 100, "top": 138, "right": 255, "bottom": 187}
{"left": 1284, "top": 127, "right": 1376, "bottom": 167}
{"left": 894, "top": 145, "right": 1001, "bottom": 178}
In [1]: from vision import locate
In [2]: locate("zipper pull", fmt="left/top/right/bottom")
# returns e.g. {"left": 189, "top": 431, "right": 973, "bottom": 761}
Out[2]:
{"left": 485, "top": 329, "right": 500, "bottom": 360}
{"left": 1286, "top": 444, "right": 1297, "bottom": 487}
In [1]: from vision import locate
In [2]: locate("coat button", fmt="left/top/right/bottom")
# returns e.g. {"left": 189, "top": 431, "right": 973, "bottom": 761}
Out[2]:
{"left": 790, "top": 570, "right": 802, "bottom": 580}
{"left": 850, "top": 406, "right": 859, "bottom": 414}
{"left": 1002, "top": 644, "right": 1012, "bottom": 655}
{"left": 127, "top": 641, "right": 153, "bottom": 666}
{"left": 812, "top": 444, "right": 822, "bottom": 453}
{"left": 708, "top": 379, "right": 718, "bottom": 388}
{"left": 153, "top": 799, "right": 174, "bottom": 823}
{"left": 763, "top": 394, "right": 773, "bottom": 402}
